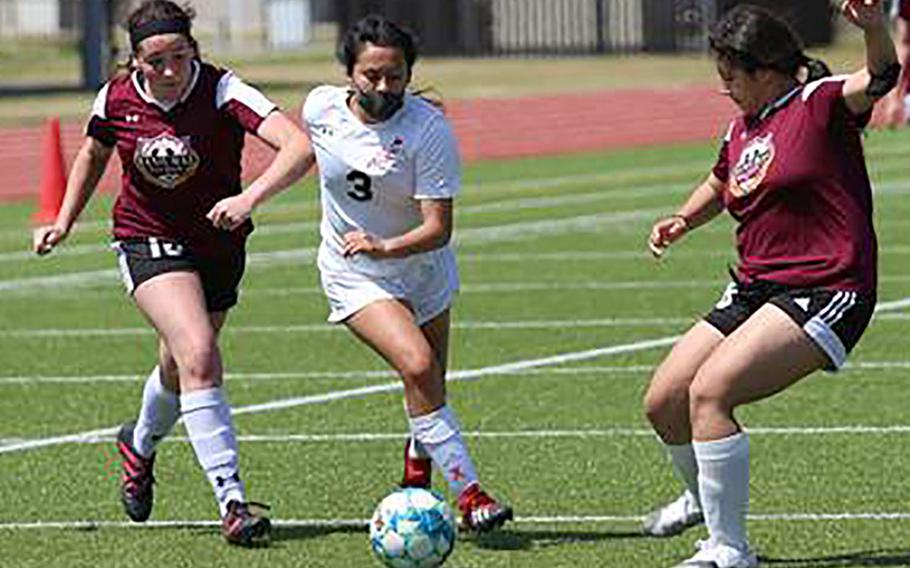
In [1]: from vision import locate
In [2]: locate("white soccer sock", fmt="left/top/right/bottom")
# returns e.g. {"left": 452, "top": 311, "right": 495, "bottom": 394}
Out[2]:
{"left": 408, "top": 436, "right": 431, "bottom": 460}
{"left": 402, "top": 400, "right": 431, "bottom": 460}
{"left": 180, "top": 387, "right": 245, "bottom": 516}
{"left": 667, "top": 442, "right": 701, "bottom": 507}
{"left": 132, "top": 366, "right": 180, "bottom": 458}
{"left": 693, "top": 432, "right": 750, "bottom": 552}
{"left": 409, "top": 405, "right": 478, "bottom": 496}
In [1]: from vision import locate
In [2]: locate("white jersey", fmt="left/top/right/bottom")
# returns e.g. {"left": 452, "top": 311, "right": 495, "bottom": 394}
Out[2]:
{"left": 302, "top": 85, "right": 460, "bottom": 277}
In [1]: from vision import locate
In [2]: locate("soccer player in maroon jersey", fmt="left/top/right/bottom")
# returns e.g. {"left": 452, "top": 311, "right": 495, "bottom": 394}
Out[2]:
{"left": 32, "top": 0, "right": 313, "bottom": 546}
{"left": 641, "top": 2, "right": 897, "bottom": 566}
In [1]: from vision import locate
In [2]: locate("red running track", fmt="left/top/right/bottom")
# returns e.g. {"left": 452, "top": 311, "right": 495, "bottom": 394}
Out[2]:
{"left": 0, "top": 86, "right": 740, "bottom": 202}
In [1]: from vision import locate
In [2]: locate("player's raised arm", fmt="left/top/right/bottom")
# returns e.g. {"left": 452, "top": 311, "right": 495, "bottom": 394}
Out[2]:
{"left": 842, "top": 0, "right": 900, "bottom": 114}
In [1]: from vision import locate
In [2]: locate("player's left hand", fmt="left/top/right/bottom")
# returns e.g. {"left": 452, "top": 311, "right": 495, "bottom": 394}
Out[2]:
{"left": 342, "top": 230, "right": 388, "bottom": 258}
{"left": 207, "top": 194, "right": 254, "bottom": 231}
{"left": 841, "top": 0, "right": 884, "bottom": 30}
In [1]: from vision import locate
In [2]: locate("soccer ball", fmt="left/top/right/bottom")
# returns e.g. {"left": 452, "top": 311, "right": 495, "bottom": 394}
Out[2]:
{"left": 369, "top": 487, "right": 456, "bottom": 568}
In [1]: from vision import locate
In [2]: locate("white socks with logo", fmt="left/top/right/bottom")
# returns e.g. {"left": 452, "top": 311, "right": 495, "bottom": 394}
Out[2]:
{"left": 180, "top": 387, "right": 245, "bottom": 516}
{"left": 408, "top": 405, "right": 478, "bottom": 497}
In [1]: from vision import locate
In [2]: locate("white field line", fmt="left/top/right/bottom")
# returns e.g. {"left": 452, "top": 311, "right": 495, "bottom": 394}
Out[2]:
{"left": 0, "top": 168, "right": 691, "bottom": 261}
{"left": 241, "top": 280, "right": 723, "bottom": 298}
{"left": 50, "top": 424, "right": 910, "bottom": 445}
{"left": 0, "top": 336, "right": 679, "bottom": 455}
{"left": 225, "top": 273, "right": 910, "bottom": 297}
{"left": 3, "top": 512, "right": 910, "bottom": 531}
{"left": 8, "top": 163, "right": 910, "bottom": 265}
{"left": 8, "top": 290, "right": 910, "bottom": 338}
{"left": 0, "top": 318, "right": 693, "bottom": 339}
{"left": 4, "top": 294, "right": 909, "bottom": 452}
{"left": 1, "top": 360, "right": 906, "bottom": 386}
{"left": 7, "top": 245, "right": 910, "bottom": 295}
{"left": 8, "top": 171, "right": 910, "bottom": 266}
{"left": 3, "top": 138, "right": 910, "bottom": 244}
{"left": 460, "top": 247, "right": 910, "bottom": 262}
{"left": 0, "top": 207, "right": 663, "bottom": 292}
{"left": 0, "top": 366, "right": 659, "bottom": 386}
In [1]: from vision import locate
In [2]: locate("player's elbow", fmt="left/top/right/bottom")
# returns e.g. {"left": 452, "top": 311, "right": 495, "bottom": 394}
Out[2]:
{"left": 426, "top": 222, "right": 452, "bottom": 250}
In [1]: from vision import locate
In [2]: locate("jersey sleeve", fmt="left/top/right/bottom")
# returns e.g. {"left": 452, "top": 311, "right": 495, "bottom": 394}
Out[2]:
{"left": 711, "top": 121, "right": 734, "bottom": 183}
{"left": 900, "top": 0, "right": 910, "bottom": 20}
{"left": 414, "top": 115, "right": 461, "bottom": 200}
{"left": 216, "top": 71, "right": 278, "bottom": 133}
{"left": 301, "top": 85, "right": 335, "bottom": 131}
{"left": 801, "top": 76, "right": 872, "bottom": 131}
{"left": 85, "top": 82, "right": 116, "bottom": 147}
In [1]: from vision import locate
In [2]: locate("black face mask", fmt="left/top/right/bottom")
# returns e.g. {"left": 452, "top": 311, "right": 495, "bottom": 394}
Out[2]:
{"left": 354, "top": 88, "right": 404, "bottom": 122}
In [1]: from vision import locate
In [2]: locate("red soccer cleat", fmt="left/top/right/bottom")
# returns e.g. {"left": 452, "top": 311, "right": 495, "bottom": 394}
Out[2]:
{"left": 457, "top": 483, "right": 513, "bottom": 533}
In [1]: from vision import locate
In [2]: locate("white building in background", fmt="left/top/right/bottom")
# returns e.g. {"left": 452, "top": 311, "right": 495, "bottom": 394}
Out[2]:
{"left": 0, "top": 0, "right": 59, "bottom": 37}
{"left": 1, "top": 0, "right": 319, "bottom": 53}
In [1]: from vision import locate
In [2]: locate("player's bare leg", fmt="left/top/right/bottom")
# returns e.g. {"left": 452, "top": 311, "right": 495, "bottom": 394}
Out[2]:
{"left": 123, "top": 272, "right": 268, "bottom": 545}
{"left": 347, "top": 301, "right": 512, "bottom": 532}
{"left": 642, "top": 322, "right": 724, "bottom": 537}
{"left": 674, "top": 304, "right": 827, "bottom": 568}
{"left": 118, "top": 311, "right": 229, "bottom": 522}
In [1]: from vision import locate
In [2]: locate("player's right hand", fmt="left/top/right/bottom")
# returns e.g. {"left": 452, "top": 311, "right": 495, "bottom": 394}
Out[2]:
{"left": 647, "top": 215, "right": 689, "bottom": 258}
{"left": 33, "top": 225, "right": 67, "bottom": 256}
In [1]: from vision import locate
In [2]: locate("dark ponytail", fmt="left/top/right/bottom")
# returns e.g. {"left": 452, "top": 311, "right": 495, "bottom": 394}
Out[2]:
{"left": 801, "top": 56, "right": 832, "bottom": 83}
{"left": 711, "top": 5, "right": 830, "bottom": 84}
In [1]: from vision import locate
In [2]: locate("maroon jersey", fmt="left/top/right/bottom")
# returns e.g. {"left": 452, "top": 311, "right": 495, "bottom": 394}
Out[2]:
{"left": 897, "top": 0, "right": 910, "bottom": 20}
{"left": 87, "top": 61, "right": 277, "bottom": 257}
{"left": 712, "top": 78, "right": 877, "bottom": 293}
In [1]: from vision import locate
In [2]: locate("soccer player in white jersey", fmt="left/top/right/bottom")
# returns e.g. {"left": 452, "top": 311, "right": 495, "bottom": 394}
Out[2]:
{"left": 301, "top": 15, "right": 512, "bottom": 532}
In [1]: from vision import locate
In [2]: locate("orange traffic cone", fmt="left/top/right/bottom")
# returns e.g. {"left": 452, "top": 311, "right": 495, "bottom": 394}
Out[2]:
{"left": 32, "top": 117, "right": 67, "bottom": 224}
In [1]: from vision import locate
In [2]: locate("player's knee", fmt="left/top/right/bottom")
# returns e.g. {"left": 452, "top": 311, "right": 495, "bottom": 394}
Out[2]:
{"left": 644, "top": 379, "right": 688, "bottom": 429}
{"left": 175, "top": 340, "right": 221, "bottom": 387}
{"left": 397, "top": 350, "right": 436, "bottom": 386}
{"left": 688, "top": 375, "right": 729, "bottom": 426}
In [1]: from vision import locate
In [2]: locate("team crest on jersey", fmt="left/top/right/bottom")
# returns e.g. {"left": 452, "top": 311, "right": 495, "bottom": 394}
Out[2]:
{"left": 366, "top": 136, "right": 406, "bottom": 170}
{"left": 730, "top": 133, "right": 775, "bottom": 197}
{"left": 133, "top": 133, "right": 200, "bottom": 189}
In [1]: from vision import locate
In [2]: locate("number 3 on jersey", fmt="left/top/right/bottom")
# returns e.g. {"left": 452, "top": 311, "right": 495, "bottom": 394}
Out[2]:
{"left": 346, "top": 170, "right": 373, "bottom": 202}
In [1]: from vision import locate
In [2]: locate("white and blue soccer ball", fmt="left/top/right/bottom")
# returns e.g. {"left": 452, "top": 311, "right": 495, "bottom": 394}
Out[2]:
{"left": 369, "top": 487, "right": 456, "bottom": 568}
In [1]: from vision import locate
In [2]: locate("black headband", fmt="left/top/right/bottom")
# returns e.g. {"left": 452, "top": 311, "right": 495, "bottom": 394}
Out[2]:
{"left": 130, "top": 19, "right": 191, "bottom": 51}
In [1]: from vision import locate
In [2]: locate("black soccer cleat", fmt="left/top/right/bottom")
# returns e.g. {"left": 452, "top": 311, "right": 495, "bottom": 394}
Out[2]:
{"left": 221, "top": 500, "right": 272, "bottom": 547}
{"left": 116, "top": 421, "right": 156, "bottom": 522}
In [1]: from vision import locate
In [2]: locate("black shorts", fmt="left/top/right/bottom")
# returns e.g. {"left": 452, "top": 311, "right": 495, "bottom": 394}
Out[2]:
{"left": 704, "top": 278, "right": 875, "bottom": 370}
{"left": 112, "top": 237, "right": 245, "bottom": 312}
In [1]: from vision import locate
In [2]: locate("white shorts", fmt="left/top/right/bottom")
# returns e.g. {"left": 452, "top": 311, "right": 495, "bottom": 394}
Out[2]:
{"left": 319, "top": 250, "right": 459, "bottom": 326}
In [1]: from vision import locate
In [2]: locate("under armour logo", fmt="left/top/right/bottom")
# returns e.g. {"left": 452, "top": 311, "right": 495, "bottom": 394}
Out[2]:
{"left": 125, "top": 114, "right": 140, "bottom": 123}
{"left": 216, "top": 472, "right": 240, "bottom": 487}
